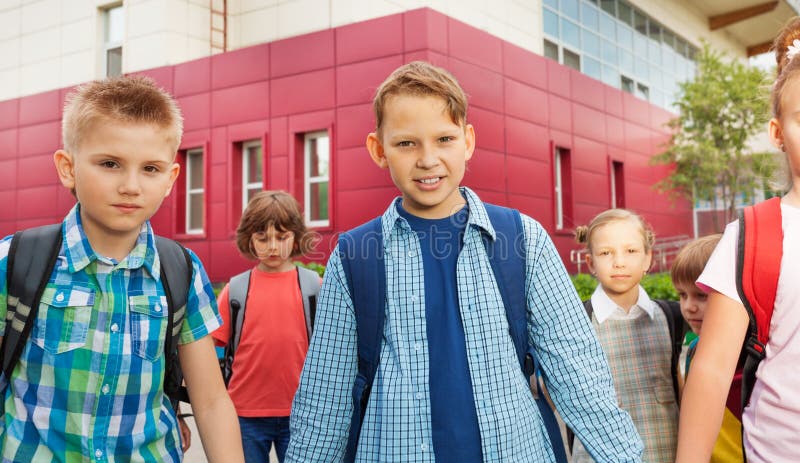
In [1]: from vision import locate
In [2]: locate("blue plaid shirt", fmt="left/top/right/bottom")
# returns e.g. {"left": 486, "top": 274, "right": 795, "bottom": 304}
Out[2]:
{"left": 287, "top": 187, "right": 642, "bottom": 462}
{"left": 0, "top": 204, "right": 222, "bottom": 462}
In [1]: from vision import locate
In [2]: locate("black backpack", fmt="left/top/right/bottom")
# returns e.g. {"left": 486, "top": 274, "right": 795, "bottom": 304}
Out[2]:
{"left": 0, "top": 224, "right": 192, "bottom": 410}
{"left": 220, "top": 266, "right": 320, "bottom": 386}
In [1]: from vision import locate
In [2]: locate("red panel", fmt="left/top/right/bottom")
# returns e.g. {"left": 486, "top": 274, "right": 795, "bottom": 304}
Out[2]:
{"left": 470, "top": 107, "right": 504, "bottom": 152}
{"left": 505, "top": 117, "right": 548, "bottom": 160}
{"left": 503, "top": 42, "right": 547, "bottom": 90}
{"left": 211, "top": 81, "right": 270, "bottom": 126}
{"left": 336, "top": 146, "right": 389, "bottom": 191}
{"left": 0, "top": 159, "right": 16, "bottom": 191}
{"left": 572, "top": 136, "right": 608, "bottom": 173}
{"left": 270, "top": 117, "right": 288, "bottom": 156}
{"left": 18, "top": 121, "right": 60, "bottom": 156}
{"left": 546, "top": 60, "right": 571, "bottom": 99}
{"left": 336, "top": 55, "right": 404, "bottom": 107}
{"left": 271, "top": 69, "right": 335, "bottom": 116}
{"left": 183, "top": 240, "right": 211, "bottom": 270}
{"left": 622, "top": 92, "right": 651, "bottom": 124}
{"left": 548, "top": 94, "right": 572, "bottom": 132}
{"left": 404, "top": 50, "right": 449, "bottom": 68}
{"left": 56, "top": 188, "right": 77, "bottom": 218}
{"left": 572, "top": 170, "right": 608, "bottom": 206}
{"left": 174, "top": 57, "right": 211, "bottom": 97}
{"left": 463, "top": 149, "right": 505, "bottom": 191}
{"left": 0, "top": 99, "right": 18, "bottom": 130}
{"left": 271, "top": 29, "right": 334, "bottom": 77}
{"left": 651, "top": 132, "right": 671, "bottom": 157}
{"left": 207, "top": 153, "right": 228, "bottom": 204}
{"left": 448, "top": 58, "right": 503, "bottom": 113}
{"left": 0, "top": 129, "right": 17, "bottom": 160}
{"left": 404, "top": 8, "right": 448, "bottom": 54}
{"left": 130, "top": 65, "right": 174, "bottom": 93}
{"left": 335, "top": 104, "right": 372, "bottom": 149}
{"left": 504, "top": 79, "right": 548, "bottom": 126}
{"left": 550, "top": 129, "right": 572, "bottom": 148}
{"left": 269, "top": 155, "right": 289, "bottom": 191}
{"left": 650, "top": 105, "right": 675, "bottom": 132}
{"left": 625, "top": 151, "right": 663, "bottom": 184}
{"left": 211, "top": 44, "right": 270, "bottom": 89}
{"left": 17, "top": 154, "right": 58, "bottom": 188}
{"left": 19, "top": 89, "right": 60, "bottom": 126}
{"left": 606, "top": 115, "right": 625, "bottom": 148}
{"left": 336, "top": 14, "right": 403, "bottom": 65}
{"left": 16, "top": 185, "right": 59, "bottom": 219}
{"left": 571, "top": 72, "right": 605, "bottom": 111}
{"left": 471, "top": 188, "right": 506, "bottom": 206}
{"left": 507, "top": 155, "right": 550, "bottom": 198}
{"left": 624, "top": 122, "right": 651, "bottom": 154}
{"left": 337, "top": 187, "right": 397, "bottom": 229}
{"left": 149, "top": 196, "right": 173, "bottom": 235}
{"left": 605, "top": 86, "right": 624, "bottom": 117}
{"left": 507, "top": 194, "right": 551, "bottom": 226}
{"left": 207, "top": 201, "right": 229, "bottom": 240}
{"left": 178, "top": 93, "right": 211, "bottom": 131}
{"left": 209, "top": 126, "right": 227, "bottom": 166}
{"left": 17, "top": 218, "right": 56, "bottom": 230}
{"left": 227, "top": 120, "right": 268, "bottom": 143}
{"left": 448, "top": 18, "right": 502, "bottom": 73}
{"left": 572, "top": 103, "right": 606, "bottom": 143}
{"left": 207, "top": 240, "right": 249, "bottom": 282}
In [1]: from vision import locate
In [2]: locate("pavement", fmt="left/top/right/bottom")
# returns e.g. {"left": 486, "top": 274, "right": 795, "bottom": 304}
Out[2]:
{"left": 181, "top": 405, "right": 278, "bottom": 463}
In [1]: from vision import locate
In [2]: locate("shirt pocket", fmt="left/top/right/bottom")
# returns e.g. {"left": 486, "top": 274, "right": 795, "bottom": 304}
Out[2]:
{"left": 33, "top": 285, "right": 94, "bottom": 354}
{"left": 129, "top": 292, "right": 169, "bottom": 361}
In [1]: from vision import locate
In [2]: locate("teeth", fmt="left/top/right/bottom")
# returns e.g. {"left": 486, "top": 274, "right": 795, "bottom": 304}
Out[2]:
{"left": 419, "top": 178, "right": 439, "bottom": 184}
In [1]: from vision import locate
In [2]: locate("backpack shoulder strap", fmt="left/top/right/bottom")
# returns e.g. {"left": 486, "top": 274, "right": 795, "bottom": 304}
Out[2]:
{"left": 654, "top": 299, "right": 686, "bottom": 403}
{"left": 2, "top": 224, "right": 62, "bottom": 383}
{"left": 221, "top": 269, "right": 251, "bottom": 387}
{"left": 297, "top": 266, "right": 321, "bottom": 340}
{"left": 736, "top": 196, "right": 782, "bottom": 410}
{"left": 483, "top": 203, "right": 567, "bottom": 463}
{"left": 583, "top": 299, "right": 594, "bottom": 319}
{"left": 155, "top": 236, "right": 192, "bottom": 405}
{"left": 339, "top": 217, "right": 385, "bottom": 462}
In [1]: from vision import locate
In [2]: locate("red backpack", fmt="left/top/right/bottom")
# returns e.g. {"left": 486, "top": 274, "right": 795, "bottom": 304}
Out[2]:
{"left": 736, "top": 196, "right": 783, "bottom": 414}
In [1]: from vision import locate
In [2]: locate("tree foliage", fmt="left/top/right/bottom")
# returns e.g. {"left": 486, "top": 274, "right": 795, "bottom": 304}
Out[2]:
{"left": 652, "top": 44, "right": 777, "bottom": 229}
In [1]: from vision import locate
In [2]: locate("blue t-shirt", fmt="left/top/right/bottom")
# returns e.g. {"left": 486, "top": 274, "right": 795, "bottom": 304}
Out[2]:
{"left": 397, "top": 202, "right": 482, "bottom": 462}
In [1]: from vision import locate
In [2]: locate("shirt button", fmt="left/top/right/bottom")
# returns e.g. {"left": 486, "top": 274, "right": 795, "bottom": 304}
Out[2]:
{"left": 415, "top": 392, "right": 423, "bottom": 400}
{"left": 410, "top": 294, "right": 418, "bottom": 302}
{"left": 420, "top": 442, "right": 428, "bottom": 452}
{"left": 414, "top": 342, "right": 422, "bottom": 351}
{"left": 95, "top": 449, "right": 103, "bottom": 458}
{"left": 110, "top": 323, "right": 119, "bottom": 333}
{"left": 407, "top": 250, "right": 414, "bottom": 258}
{"left": 102, "top": 384, "right": 110, "bottom": 394}
{"left": 56, "top": 292, "right": 65, "bottom": 302}
{"left": 154, "top": 304, "right": 162, "bottom": 313}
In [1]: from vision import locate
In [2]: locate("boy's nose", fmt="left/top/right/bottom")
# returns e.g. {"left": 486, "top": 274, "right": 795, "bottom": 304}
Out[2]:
{"left": 119, "top": 172, "right": 142, "bottom": 195}
{"left": 416, "top": 146, "right": 439, "bottom": 168}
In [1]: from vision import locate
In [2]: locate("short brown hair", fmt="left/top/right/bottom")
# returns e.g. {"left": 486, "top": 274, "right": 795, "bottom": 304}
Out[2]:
{"left": 372, "top": 61, "right": 468, "bottom": 136}
{"left": 62, "top": 75, "right": 183, "bottom": 154}
{"left": 670, "top": 234, "right": 722, "bottom": 287}
{"left": 575, "top": 209, "right": 656, "bottom": 253}
{"left": 236, "top": 191, "right": 315, "bottom": 259}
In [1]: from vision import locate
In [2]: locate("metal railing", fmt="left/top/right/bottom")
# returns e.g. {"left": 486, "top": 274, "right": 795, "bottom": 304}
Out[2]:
{"left": 570, "top": 234, "right": 692, "bottom": 274}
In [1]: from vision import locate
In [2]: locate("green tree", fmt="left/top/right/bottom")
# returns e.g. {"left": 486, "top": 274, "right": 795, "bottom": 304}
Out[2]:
{"left": 653, "top": 44, "right": 777, "bottom": 231}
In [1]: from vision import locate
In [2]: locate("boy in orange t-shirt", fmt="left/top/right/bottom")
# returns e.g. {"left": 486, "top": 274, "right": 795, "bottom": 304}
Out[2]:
{"left": 213, "top": 191, "right": 319, "bottom": 463}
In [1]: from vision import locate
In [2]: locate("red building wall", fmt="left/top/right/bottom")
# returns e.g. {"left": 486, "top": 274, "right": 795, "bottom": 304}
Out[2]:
{"left": 0, "top": 8, "right": 691, "bottom": 282}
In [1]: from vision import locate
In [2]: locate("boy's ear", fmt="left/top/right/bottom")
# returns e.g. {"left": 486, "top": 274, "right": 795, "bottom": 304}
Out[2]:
{"left": 769, "top": 118, "right": 784, "bottom": 150}
{"left": 163, "top": 162, "right": 181, "bottom": 198}
{"left": 464, "top": 123, "right": 476, "bottom": 161}
{"left": 54, "top": 149, "right": 76, "bottom": 190}
{"left": 366, "top": 132, "right": 388, "bottom": 169}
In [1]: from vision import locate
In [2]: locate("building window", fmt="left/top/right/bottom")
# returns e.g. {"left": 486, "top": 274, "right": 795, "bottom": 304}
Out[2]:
{"left": 185, "top": 148, "right": 204, "bottom": 234}
{"left": 611, "top": 160, "right": 625, "bottom": 208}
{"left": 103, "top": 5, "right": 124, "bottom": 77}
{"left": 242, "top": 140, "right": 263, "bottom": 210}
{"left": 304, "top": 131, "right": 330, "bottom": 227}
{"left": 554, "top": 147, "right": 573, "bottom": 231}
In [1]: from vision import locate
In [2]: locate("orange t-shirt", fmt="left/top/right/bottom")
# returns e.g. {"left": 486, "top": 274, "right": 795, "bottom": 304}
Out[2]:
{"left": 213, "top": 266, "right": 309, "bottom": 417}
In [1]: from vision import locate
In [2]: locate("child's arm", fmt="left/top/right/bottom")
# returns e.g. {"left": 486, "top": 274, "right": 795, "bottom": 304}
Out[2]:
{"left": 179, "top": 336, "right": 244, "bottom": 462}
{"left": 521, "top": 216, "right": 642, "bottom": 462}
{"left": 285, "top": 248, "right": 357, "bottom": 462}
{"left": 676, "top": 291, "right": 748, "bottom": 462}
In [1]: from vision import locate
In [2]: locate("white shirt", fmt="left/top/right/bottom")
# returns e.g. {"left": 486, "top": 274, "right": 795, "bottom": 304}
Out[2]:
{"left": 590, "top": 285, "right": 657, "bottom": 324}
{"left": 697, "top": 203, "right": 800, "bottom": 463}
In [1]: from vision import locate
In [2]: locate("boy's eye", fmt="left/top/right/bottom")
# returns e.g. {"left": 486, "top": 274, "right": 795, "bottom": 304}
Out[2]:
{"left": 696, "top": 292, "right": 708, "bottom": 301}
{"left": 438, "top": 136, "right": 455, "bottom": 143}
{"left": 144, "top": 165, "right": 160, "bottom": 173}
{"left": 100, "top": 160, "right": 119, "bottom": 169}
{"left": 678, "top": 292, "right": 687, "bottom": 300}
{"left": 627, "top": 248, "right": 640, "bottom": 254}
{"left": 397, "top": 141, "right": 414, "bottom": 147}
{"left": 598, "top": 250, "right": 610, "bottom": 256}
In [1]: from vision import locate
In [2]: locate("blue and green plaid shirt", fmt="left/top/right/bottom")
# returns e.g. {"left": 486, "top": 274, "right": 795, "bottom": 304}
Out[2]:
{"left": 0, "top": 204, "right": 222, "bottom": 462}
{"left": 286, "top": 187, "right": 643, "bottom": 462}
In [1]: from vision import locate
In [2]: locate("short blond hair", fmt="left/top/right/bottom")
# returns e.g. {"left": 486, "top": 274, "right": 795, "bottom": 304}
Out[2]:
{"left": 62, "top": 75, "right": 183, "bottom": 154}
{"left": 372, "top": 61, "right": 467, "bottom": 136}
{"left": 575, "top": 208, "right": 656, "bottom": 253}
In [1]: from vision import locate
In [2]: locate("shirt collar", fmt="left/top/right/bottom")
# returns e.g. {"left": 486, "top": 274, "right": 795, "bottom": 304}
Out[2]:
{"left": 590, "top": 284, "right": 656, "bottom": 324}
{"left": 380, "top": 186, "right": 494, "bottom": 240}
{"left": 63, "top": 203, "right": 160, "bottom": 278}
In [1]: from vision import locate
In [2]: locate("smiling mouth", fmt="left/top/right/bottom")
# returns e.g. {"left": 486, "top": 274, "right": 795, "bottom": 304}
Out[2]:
{"left": 416, "top": 177, "right": 442, "bottom": 185}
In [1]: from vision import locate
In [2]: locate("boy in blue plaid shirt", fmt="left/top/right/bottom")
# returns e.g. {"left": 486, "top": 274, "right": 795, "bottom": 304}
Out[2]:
{"left": 0, "top": 76, "right": 244, "bottom": 462}
{"left": 286, "top": 61, "right": 642, "bottom": 462}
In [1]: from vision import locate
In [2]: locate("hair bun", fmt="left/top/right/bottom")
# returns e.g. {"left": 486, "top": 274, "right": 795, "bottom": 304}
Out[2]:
{"left": 574, "top": 225, "right": 589, "bottom": 244}
{"left": 775, "top": 17, "right": 800, "bottom": 75}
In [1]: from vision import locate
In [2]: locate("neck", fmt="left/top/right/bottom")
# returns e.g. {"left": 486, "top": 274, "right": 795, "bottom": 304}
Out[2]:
{"left": 784, "top": 186, "right": 800, "bottom": 207}
{"left": 606, "top": 287, "right": 640, "bottom": 312}
{"left": 257, "top": 261, "right": 295, "bottom": 273}
{"left": 81, "top": 216, "right": 140, "bottom": 261}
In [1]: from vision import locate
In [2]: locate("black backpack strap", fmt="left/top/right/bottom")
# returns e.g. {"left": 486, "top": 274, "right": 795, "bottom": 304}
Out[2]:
{"left": 297, "top": 266, "right": 321, "bottom": 340}
{"left": 2, "top": 224, "right": 62, "bottom": 384}
{"left": 339, "top": 217, "right": 384, "bottom": 463}
{"left": 583, "top": 299, "right": 594, "bottom": 319}
{"left": 483, "top": 203, "right": 567, "bottom": 463}
{"left": 222, "top": 269, "right": 251, "bottom": 387}
{"left": 155, "top": 236, "right": 192, "bottom": 406}
{"left": 655, "top": 299, "right": 686, "bottom": 403}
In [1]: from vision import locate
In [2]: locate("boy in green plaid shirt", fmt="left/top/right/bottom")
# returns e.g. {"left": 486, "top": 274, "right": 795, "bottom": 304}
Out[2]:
{"left": 0, "top": 76, "right": 244, "bottom": 462}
